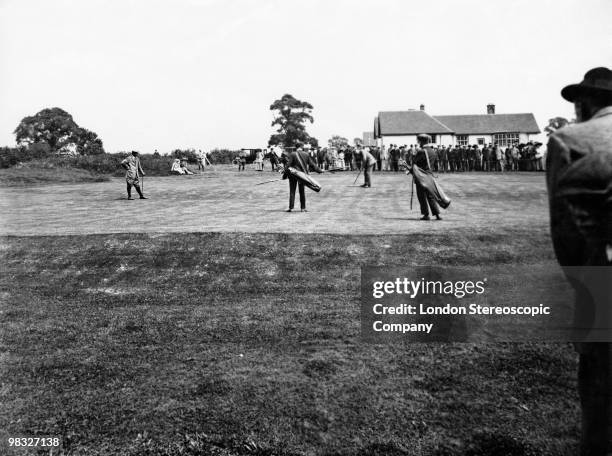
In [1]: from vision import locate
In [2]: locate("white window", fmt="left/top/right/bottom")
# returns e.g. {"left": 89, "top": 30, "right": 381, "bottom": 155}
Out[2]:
{"left": 493, "top": 133, "right": 519, "bottom": 147}
{"left": 457, "top": 135, "right": 468, "bottom": 146}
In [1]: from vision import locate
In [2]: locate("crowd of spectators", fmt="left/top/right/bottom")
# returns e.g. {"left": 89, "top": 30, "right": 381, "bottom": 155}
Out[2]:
{"left": 310, "top": 141, "right": 546, "bottom": 172}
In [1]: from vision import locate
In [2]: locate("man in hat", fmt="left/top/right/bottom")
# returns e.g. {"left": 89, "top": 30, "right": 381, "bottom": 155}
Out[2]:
{"left": 547, "top": 67, "right": 612, "bottom": 455}
{"left": 284, "top": 147, "right": 323, "bottom": 212}
{"left": 413, "top": 134, "right": 442, "bottom": 220}
{"left": 121, "top": 151, "right": 147, "bottom": 200}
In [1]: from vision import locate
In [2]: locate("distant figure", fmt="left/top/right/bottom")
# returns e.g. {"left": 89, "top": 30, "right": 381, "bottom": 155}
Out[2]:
{"left": 197, "top": 149, "right": 206, "bottom": 171}
{"left": 380, "top": 145, "right": 388, "bottom": 171}
{"left": 121, "top": 151, "right": 146, "bottom": 199}
{"left": 389, "top": 144, "right": 400, "bottom": 172}
{"left": 344, "top": 147, "right": 354, "bottom": 171}
{"left": 181, "top": 159, "right": 194, "bottom": 175}
{"left": 255, "top": 149, "right": 264, "bottom": 171}
{"left": 171, "top": 158, "right": 183, "bottom": 174}
{"left": 170, "top": 158, "right": 193, "bottom": 175}
{"left": 238, "top": 150, "right": 247, "bottom": 171}
{"left": 337, "top": 149, "right": 346, "bottom": 170}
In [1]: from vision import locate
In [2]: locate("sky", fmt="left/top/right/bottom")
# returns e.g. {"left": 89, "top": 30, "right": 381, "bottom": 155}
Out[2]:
{"left": 1, "top": 0, "right": 611, "bottom": 153}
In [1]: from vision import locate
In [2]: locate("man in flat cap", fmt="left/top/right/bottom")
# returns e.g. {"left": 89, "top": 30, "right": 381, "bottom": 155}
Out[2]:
{"left": 121, "top": 151, "right": 147, "bottom": 200}
{"left": 547, "top": 67, "right": 612, "bottom": 455}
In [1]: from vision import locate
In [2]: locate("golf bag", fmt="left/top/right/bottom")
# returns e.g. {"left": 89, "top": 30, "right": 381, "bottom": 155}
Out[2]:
{"left": 411, "top": 164, "right": 451, "bottom": 209}
{"left": 283, "top": 166, "right": 322, "bottom": 192}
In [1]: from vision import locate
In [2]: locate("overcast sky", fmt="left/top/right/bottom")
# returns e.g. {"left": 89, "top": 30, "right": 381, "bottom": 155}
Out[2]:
{"left": 1, "top": 0, "right": 611, "bottom": 153}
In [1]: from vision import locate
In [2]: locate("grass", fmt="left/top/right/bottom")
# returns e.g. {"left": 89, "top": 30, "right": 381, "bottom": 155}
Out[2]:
{"left": 0, "top": 230, "right": 580, "bottom": 456}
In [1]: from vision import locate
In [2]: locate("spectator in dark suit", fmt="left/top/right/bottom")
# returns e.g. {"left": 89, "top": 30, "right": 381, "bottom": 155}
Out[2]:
{"left": 343, "top": 147, "right": 353, "bottom": 171}
{"left": 389, "top": 144, "right": 401, "bottom": 172}
{"left": 482, "top": 144, "right": 490, "bottom": 171}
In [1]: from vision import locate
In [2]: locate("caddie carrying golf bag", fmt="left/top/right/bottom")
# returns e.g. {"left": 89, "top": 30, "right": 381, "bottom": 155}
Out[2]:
{"left": 411, "top": 164, "right": 451, "bottom": 209}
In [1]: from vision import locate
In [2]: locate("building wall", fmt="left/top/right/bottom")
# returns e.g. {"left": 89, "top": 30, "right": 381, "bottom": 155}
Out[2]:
{"left": 437, "top": 134, "right": 455, "bottom": 146}
{"left": 378, "top": 132, "right": 538, "bottom": 147}
{"left": 467, "top": 134, "right": 492, "bottom": 146}
{"left": 380, "top": 135, "right": 418, "bottom": 148}
{"left": 379, "top": 134, "right": 454, "bottom": 147}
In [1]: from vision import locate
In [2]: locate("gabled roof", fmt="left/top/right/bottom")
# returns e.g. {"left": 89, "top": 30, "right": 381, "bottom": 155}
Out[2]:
{"left": 378, "top": 110, "right": 453, "bottom": 135}
{"left": 433, "top": 113, "right": 540, "bottom": 134}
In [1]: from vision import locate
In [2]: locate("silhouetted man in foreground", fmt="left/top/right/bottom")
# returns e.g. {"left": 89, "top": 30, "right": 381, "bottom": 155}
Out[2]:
{"left": 547, "top": 67, "right": 612, "bottom": 455}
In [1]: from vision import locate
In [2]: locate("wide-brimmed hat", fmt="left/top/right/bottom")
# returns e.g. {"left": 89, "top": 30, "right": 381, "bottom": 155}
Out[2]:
{"left": 561, "top": 67, "right": 612, "bottom": 102}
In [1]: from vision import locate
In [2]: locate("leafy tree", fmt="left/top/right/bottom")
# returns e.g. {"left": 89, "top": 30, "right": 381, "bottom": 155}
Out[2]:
{"left": 328, "top": 135, "right": 349, "bottom": 149}
{"left": 544, "top": 117, "right": 572, "bottom": 135}
{"left": 74, "top": 127, "right": 104, "bottom": 155}
{"left": 268, "top": 94, "right": 318, "bottom": 148}
{"left": 14, "top": 107, "right": 105, "bottom": 155}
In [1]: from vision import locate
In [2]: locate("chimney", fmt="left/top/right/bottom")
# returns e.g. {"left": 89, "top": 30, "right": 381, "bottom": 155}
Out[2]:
{"left": 420, "top": 104, "right": 425, "bottom": 111}
{"left": 487, "top": 104, "right": 495, "bottom": 114}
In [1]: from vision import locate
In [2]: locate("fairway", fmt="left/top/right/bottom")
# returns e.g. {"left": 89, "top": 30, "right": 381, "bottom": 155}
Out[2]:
{"left": 0, "top": 170, "right": 548, "bottom": 235}
{"left": 0, "top": 171, "right": 580, "bottom": 456}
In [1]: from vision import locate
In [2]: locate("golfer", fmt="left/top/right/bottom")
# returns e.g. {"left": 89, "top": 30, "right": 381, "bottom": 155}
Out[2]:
{"left": 121, "top": 151, "right": 147, "bottom": 200}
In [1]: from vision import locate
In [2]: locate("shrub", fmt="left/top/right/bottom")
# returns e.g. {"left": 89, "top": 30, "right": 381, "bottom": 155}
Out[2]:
{"left": 0, "top": 144, "right": 52, "bottom": 168}
{"left": 208, "top": 148, "right": 241, "bottom": 164}
{"left": 171, "top": 149, "right": 199, "bottom": 163}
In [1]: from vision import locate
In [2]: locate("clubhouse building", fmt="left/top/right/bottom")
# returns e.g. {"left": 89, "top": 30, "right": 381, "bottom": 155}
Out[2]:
{"left": 372, "top": 104, "right": 540, "bottom": 148}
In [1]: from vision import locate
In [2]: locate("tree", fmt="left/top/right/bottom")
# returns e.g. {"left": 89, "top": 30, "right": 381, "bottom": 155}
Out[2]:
{"left": 14, "top": 107, "right": 105, "bottom": 155}
{"left": 268, "top": 94, "right": 318, "bottom": 148}
{"left": 544, "top": 117, "right": 572, "bottom": 135}
{"left": 328, "top": 135, "right": 349, "bottom": 150}
{"left": 74, "top": 127, "right": 104, "bottom": 155}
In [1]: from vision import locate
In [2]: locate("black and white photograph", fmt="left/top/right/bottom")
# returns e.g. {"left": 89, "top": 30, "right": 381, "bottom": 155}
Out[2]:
{"left": 1, "top": 0, "right": 611, "bottom": 455}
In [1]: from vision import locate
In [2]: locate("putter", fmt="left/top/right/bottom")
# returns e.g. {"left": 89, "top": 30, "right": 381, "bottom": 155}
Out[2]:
{"left": 410, "top": 174, "right": 414, "bottom": 210}
{"left": 352, "top": 168, "right": 362, "bottom": 185}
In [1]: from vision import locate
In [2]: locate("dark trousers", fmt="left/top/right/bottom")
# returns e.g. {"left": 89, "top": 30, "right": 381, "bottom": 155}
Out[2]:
{"left": 440, "top": 158, "right": 448, "bottom": 172}
{"left": 364, "top": 164, "right": 374, "bottom": 187}
{"left": 126, "top": 183, "right": 144, "bottom": 198}
{"left": 578, "top": 343, "right": 612, "bottom": 455}
{"left": 391, "top": 160, "right": 399, "bottom": 172}
{"left": 416, "top": 181, "right": 439, "bottom": 216}
{"left": 288, "top": 177, "right": 305, "bottom": 210}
